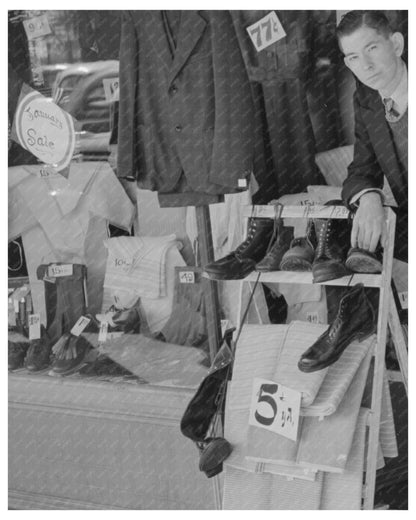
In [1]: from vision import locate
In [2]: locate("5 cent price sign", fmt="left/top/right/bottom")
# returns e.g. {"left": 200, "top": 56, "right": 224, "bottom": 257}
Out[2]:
{"left": 249, "top": 377, "right": 301, "bottom": 441}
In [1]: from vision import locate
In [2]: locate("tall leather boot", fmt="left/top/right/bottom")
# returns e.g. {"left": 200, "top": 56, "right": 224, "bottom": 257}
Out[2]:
{"left": 312, "top": 204, "right": 351, "bottom": 283}
{"left": 298, "top": 283, "right": 376, "bottom": 372}
{"left": 255, "top": 222, "right": 293, "bottom": 272}
{"left": 204, "top": 218, "right": 275, "bottom": 280}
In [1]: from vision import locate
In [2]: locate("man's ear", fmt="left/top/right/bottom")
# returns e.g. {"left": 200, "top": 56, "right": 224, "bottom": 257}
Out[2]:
{"left": 391, "top": 32, "right": 405, "bottom": 57}
{"left": 344, "top": 56, "right": 353, "bottom": 70}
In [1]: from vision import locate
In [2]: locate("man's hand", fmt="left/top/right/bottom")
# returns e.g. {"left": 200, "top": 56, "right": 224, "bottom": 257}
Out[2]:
{"left": 351, "top": 192, "right": 386, "bottom": 251}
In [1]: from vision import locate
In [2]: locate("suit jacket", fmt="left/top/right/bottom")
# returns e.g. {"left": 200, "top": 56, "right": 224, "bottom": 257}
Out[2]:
{"left": 341, "top": 82, "right": 408, "bottom": 261}
{"left": 117, "top": 11, "right": 256, "bottom": 203}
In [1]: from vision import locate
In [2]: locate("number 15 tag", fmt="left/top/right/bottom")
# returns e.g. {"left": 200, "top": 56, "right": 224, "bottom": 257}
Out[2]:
{"left": 249, "top": 377, "right": 301, "bottom": 441}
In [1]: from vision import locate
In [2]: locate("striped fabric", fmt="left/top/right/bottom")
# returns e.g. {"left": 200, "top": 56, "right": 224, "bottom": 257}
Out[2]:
{"left": 320, "top": 408, "right": 370, "bottom": 510}
{"left": 296, "top": 349, "right": 373, "bottom": 472}
{"left": 232, "top": 323, "right": 330, "bottom": 411}
{"left": 302, "top": 334, "right": 376, "bottom": 416}
{"left": 223, "top": 465, "right": 324, "bottom": 510}
{"left": 103, "top": 235, "right": 181, "bottom": 299}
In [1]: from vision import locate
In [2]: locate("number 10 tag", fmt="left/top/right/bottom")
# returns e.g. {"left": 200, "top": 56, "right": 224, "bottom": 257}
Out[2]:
{"left": 249, "top": 377, "right": 301, "bottom": 441}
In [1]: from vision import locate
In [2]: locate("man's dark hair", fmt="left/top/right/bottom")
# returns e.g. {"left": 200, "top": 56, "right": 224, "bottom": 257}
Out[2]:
{"left": 336, "top": 11, "right": 393, "bottom": 40}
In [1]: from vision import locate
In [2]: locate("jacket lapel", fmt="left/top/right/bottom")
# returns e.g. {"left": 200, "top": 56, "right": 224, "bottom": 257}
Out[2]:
{"left": 145, "top": 11, "right": 173, "bottom": 72}
{"left": 168, "top": 11, "right": 207, "bottom": 86}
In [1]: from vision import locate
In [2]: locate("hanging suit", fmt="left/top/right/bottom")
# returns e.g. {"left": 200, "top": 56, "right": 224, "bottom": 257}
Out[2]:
{"left": 230, "top": 10, "right": 327, "bottom": 197}
{"left": 117, "top": 11, "right": 258, "bottom": 207}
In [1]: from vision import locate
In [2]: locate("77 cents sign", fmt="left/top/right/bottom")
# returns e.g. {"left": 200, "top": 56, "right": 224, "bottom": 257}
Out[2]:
{"left": 249, "top": 377, "right": 301, "bottom": 441}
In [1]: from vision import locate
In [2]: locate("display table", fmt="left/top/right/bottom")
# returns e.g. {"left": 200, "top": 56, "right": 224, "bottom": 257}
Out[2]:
{"left": 9, "top": 372, "right": 219, "bottom": 509}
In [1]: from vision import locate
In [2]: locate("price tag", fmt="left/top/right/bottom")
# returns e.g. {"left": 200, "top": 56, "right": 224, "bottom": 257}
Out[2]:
{"left": 70, "top": 316, "right": 91, "bottom": 337}
{"left": 179, "top": 271, "right": 195, "bottom": 284}
{"left": 306, "top": 312, "right": 320, "bottom": 324}
{"left": 398, "top": 291, "right": 408, "bottom": 309}
{"left": 249, "top": 377, "right": 301, "bottom": 441}
{"left": 28, "top": 313, "right": 41, "bottom": 340}
{"left": 48, "top": 264, "right": 73, "bottom": 278}
{"left": 98, "top": 321, "right": 108, "bottom": 343}
{"left": 36, "top": 165, "right": 62, "bottom": 179}
{"left": 238, "top": 178, "right": 248, "bottom": 188}
{"left": 103, "top": 78, "right": 119, "bottom": 102}
{"left": 23, "top": 15, "right": 52, "bottom": 40}
{"left": 246, "top": 12, "right": 286, "bottom": 52}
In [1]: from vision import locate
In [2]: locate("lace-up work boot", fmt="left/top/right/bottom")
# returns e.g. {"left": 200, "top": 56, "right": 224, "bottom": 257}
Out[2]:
{"left": 255, "top": 224, "right": 293, "bottom": 272}
{"left": 345, "top": 247, "right": 383, "bottom": 273}
{"left": 204, "top": 218, "right": 274, "bottom": 280}
{"left": 298, "top": 283, "right": 376, "bottom": 372}
{"left": 312, "top": 206, "right": 350, "bottom": 283}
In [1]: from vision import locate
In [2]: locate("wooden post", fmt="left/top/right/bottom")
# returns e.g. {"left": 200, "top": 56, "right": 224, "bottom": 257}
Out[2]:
{"left": 195, "top": 205, "right": 222, "bottom": 363}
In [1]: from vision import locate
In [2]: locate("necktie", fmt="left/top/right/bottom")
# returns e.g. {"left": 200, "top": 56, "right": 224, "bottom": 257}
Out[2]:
{"left": 383, "top": 97, "right": 400, "bottom": 122}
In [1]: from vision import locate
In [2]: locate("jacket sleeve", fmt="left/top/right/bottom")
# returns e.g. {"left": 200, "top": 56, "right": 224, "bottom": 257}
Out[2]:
{"left": 341, "top": 91, "right": 384, "bottom": 209}
{"left": 116, "top": 11, "right": 139, "bottom": 180}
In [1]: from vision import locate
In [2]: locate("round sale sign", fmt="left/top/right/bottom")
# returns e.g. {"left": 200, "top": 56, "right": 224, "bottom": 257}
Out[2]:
{"left": 15, "top": 90, "right": 75, "bottom": 171}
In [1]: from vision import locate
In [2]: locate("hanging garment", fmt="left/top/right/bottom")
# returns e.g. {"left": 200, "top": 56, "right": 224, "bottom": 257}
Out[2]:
{"left": 117, "top": 11, "right": 258, "bottom": 207}
{"left": 231, "top": 10, "right": 326, "bottom": 198}
{"left": 8, "top": 162, "right": 135, "bottom": 323}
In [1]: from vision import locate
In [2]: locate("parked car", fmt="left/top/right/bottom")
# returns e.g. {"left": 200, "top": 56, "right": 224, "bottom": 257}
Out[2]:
{"left": 52, "top": 60, "right": 119, "bottom": 158}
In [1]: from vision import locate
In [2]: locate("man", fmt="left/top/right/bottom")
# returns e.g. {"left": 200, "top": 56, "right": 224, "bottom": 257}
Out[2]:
{"left": 337, "top": 11, "right": 408, "bottom": 266}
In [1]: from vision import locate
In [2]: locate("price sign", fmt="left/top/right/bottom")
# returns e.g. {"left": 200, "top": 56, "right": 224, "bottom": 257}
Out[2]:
{"left": 48, "top": 264, "right": 73, "bottom": 278}
{"left": 306, "top": 312, "right": 320, "bottom": 324}
{"left": 70, "top": 316, "right": 91, "bottom": 337}
{"left": 249, "top": 378, "right": 301, "bottom": 441}
{"left": 14, "top": 87, "right": 75, "bottom": 171}
{"left": 238, "top": 178, "right": 248, "bottom": 188}
{"left": 28, "top": 313, "right": 41, "bottom": 340}
{"left": 23, "top": 15, "right": 52, "bottom": 40}
{"left": 103, "top": 78, "right": 119, "bottom": 102}
{"left": 98, "top": 321, "right": 108, "bottom": 343}
{"left": 246, "top": 12, "right": 286, "bottom": 52}
{"left": 398, "top": 291, "right": 408, "bottom": 309}
{"left": 179, "top": 271, "right": 195, "bottom": 284}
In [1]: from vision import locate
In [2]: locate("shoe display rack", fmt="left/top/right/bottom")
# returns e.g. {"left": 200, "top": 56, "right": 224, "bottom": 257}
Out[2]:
{"left": 235, "top": 204, "right": 407, "bottom": 510}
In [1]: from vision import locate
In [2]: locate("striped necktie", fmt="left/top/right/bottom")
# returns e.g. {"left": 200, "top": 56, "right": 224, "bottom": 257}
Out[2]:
{"left": 383, "top": 97, "right": 400, "bottom": 122}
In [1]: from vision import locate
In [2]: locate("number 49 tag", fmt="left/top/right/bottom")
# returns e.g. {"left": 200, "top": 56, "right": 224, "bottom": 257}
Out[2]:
{"left": 249, "top": 377, "right": 301, "bottom": 441}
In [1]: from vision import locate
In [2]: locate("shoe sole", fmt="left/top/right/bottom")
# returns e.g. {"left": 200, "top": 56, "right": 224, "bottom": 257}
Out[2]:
{"left": 298, "top": 325, "right": 376, "bottom": 373}
{"left": 204, "top": 268, "right": 255, "bottom": 280}
{"left": 345, "top": 256, "right": 382, "bottom": 273}
{"left": 280, "top": 257, "right": 313, "bottom": 272}
{"left": 312, "top": 266, "right": 350, "bottom": 283}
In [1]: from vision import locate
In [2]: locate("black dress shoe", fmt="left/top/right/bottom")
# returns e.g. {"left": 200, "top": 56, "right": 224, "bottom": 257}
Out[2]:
{"left": 24, "top": 328, "right": 53, "bottom": 372}
{"left": 204, "top": 218, "right": 274, "bottom": 280}
{"left": 8, "top": 332, "right": 30, "bottom": 371}
{"left": 298, "top": 283, "right": 376, "bottom": 372}
{"left": 345, "top": 247, "right": 382, "bottom": 273}
{"left": 198, "top": 437, "right": 233, "bottom": 478}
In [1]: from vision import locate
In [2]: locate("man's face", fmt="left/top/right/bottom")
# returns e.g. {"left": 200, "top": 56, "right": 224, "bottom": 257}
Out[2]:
{"left": 340, "top": 25, "right": 403, "bottom": 95}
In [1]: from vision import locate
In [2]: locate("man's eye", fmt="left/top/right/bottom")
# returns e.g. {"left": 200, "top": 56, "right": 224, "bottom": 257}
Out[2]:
{"left": 348, "top": 55, "right": 358, "bottom": 62}
{"left": 368, "top": 45, "right": 377, "bottom": 52}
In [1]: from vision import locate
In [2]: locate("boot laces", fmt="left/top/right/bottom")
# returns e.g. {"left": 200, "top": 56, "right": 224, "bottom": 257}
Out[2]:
{"left": 316, "top": 220, "right": 333, "bottom": 258}
{"left": 235, "top": 221, "right": 257, "bottom": 258}
{"left": 328, "top": 305, "right": 344, "bottom": 339}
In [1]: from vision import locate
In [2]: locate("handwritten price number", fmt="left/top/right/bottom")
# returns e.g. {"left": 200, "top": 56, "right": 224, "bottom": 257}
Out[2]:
{"left": 247, "top": 12, "right": 286, "bottom": 52}
{"left": 23, "top": 15, "right": 51, "bottom": 40}
{"left": 103, "top": 78, "right": 120, "bottom": 102}
{"left": 179, "top": 271, "right": 195, "bottom": 284}
{"left": 28, "top": 313, "right": 41, "bottom": 340}
{"left": 98, "top": 321, "right": 108, "bottom": 343}
{"left": 255, "top": 383, "right": 295, "bottom": 429}
{"left": 307, "top": 312, "right": 319, "bottom": 324}
{"left": 399, "top": 292, "right": 408, "bottom": 309}
{"left": 48, "top": 264, "right": 73, "bottom": 277}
